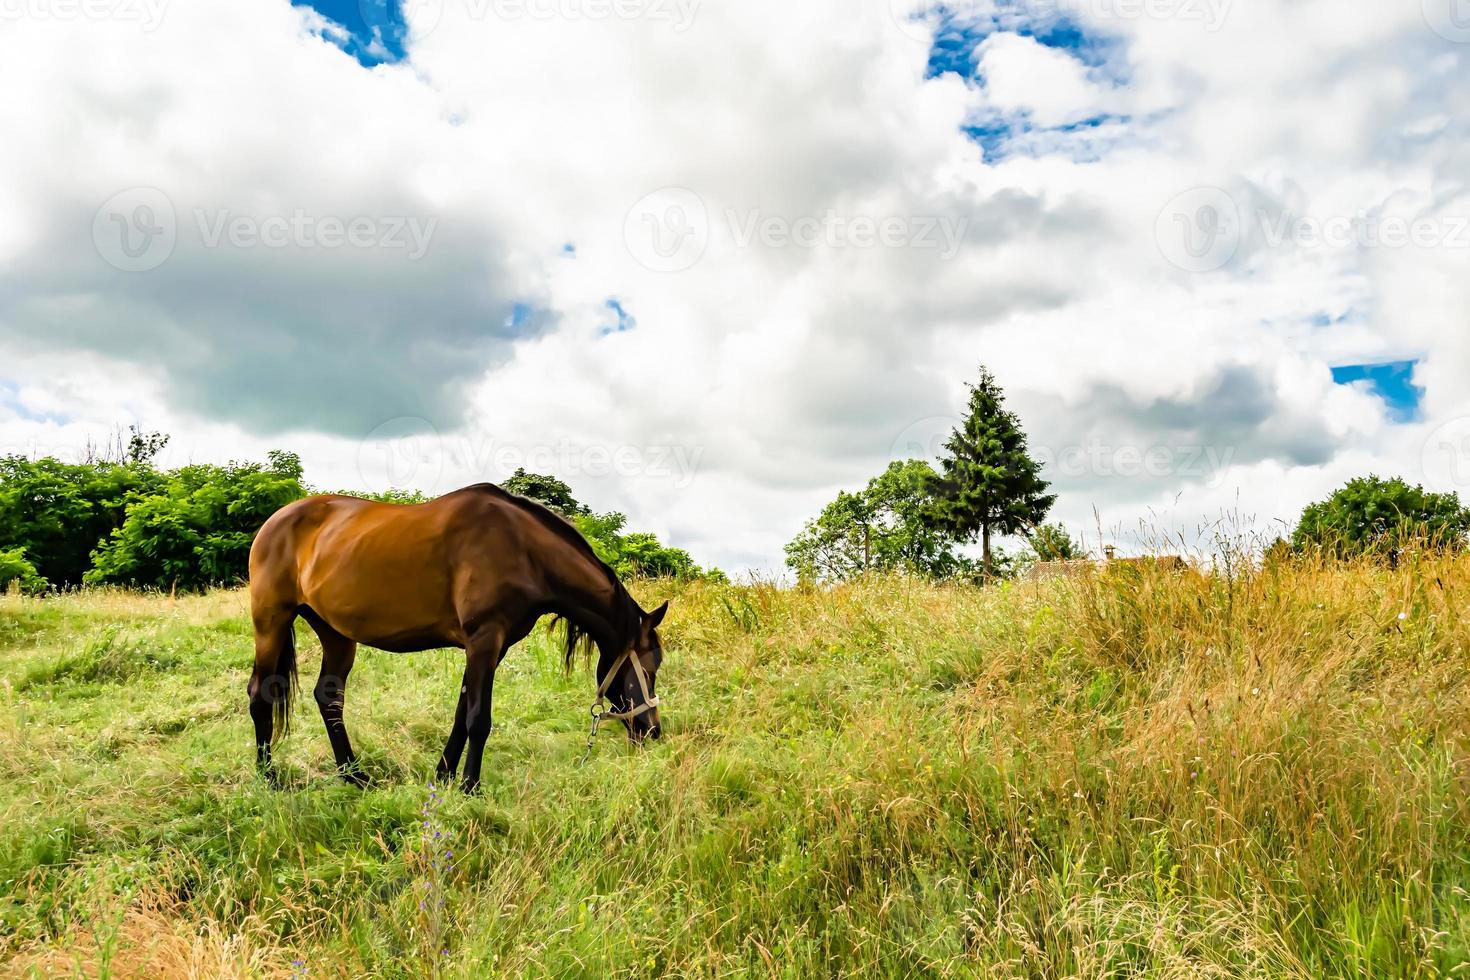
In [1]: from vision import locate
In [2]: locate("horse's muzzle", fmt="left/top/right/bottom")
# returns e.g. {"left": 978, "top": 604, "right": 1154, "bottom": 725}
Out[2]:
{"left": 627, "top": 713, "right": 661, "bottom": 742}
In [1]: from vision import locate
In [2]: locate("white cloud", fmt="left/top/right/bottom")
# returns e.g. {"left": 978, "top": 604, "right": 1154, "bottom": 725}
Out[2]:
{"left": 973, "top": 32, "right": 1108, "bottom": 128}
{"left": 1, "top": 0, "right": 1468, "bottom": 573}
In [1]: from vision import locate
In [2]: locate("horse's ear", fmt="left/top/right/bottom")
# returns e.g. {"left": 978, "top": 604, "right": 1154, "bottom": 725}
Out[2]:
{"left": 646, "top": 601, "right": 669, "bottom": 630}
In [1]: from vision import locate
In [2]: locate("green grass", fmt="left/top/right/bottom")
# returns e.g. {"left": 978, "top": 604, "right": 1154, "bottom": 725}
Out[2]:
{"left": 2, "top": 558, "right": 1469, "bottom": 977}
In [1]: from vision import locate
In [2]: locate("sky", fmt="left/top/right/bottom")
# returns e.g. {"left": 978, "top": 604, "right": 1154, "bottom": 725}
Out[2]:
{"left": 1, "top": 0, "right": 1468, "bottom": 575}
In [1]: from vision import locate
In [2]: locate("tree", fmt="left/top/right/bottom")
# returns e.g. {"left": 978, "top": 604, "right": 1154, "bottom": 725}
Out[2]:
{"left": 1292, "top": 476, "right": 1470, "bottom": 558}
{"left": 785, "top": 460, "right": 966, "bottom": 582}
{"left": 339, "top": 487, "right": 431, "bottom": 504}
{"left": 1027, "top": 523, "right": 1083, "bottom": 561}
{"left": 125, "top": 427, "right": 170, "bottom": 466}
{"left": 785, "top": 489, "right": 873, "bottom": 583}
{"left": 925, "top": 367, "right": 1056, "bottom": 580}
{"left": 573, "top": 511, "right": 722, "bottom": 581}
{"left": 502, "top": 468, "right": 586, "bottom": 516}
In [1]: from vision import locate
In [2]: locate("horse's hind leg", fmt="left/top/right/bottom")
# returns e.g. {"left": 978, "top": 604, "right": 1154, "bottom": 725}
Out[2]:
{"left": 305, "top": 615, "right": 365, "bottom": 787}
{"left": 248, "top": 604, "right": 299, "bottom": 786}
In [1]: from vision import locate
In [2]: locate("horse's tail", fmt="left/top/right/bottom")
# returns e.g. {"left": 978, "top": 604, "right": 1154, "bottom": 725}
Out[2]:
{"left": 272, "top": 627, "right": 298, "bottom": 740}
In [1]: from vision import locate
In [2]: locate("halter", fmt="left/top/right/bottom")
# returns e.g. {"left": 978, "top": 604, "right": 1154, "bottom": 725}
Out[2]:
{"left": 577, "top": 647, "right": 659, "bottom": 766}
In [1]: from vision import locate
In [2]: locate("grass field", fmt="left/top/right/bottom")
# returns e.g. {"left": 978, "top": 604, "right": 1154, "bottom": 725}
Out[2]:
{"left": 3, "top": 554, "right": 1470, "bottom": 978}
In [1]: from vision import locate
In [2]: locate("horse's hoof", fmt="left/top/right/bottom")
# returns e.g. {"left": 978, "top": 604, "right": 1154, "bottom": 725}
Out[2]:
{"left": 459, "top": 779, "right": 482, "bottom": 796}
{"left": 340, "top": 769, "right": 370, "bottom": 789}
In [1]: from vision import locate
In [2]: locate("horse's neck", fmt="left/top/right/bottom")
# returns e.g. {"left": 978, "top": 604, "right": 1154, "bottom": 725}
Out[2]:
{"left": 545, "top": 549, "right": 627, "bottom": 648}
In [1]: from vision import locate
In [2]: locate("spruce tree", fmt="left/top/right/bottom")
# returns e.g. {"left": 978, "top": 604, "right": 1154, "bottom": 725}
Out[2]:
{"left": 926, "top": 367, "right": 1056, "bottom": 580}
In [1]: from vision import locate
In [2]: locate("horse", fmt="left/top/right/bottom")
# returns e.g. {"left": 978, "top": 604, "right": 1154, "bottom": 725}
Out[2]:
{"left": 246, "top": 484, "right": 667, "bottom": 793}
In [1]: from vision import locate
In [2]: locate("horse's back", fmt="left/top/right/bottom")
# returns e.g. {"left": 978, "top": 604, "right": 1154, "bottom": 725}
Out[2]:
{"left": 249, "top": 489, "right": 539, "bottom": 651}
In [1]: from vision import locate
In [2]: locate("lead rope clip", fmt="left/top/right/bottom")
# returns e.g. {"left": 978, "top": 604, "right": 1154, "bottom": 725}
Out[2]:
{"left": 577, "top": 702, "right": 605, "bottom": 769}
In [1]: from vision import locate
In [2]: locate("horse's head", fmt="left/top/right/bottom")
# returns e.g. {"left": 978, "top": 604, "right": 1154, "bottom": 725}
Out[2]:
{"left": 598, "top": 600, "right": 668, "bottom": 742}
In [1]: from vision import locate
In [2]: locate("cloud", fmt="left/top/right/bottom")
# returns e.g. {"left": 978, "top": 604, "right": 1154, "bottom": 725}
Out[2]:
{"left": 1, "top": 0, "right": 1468, "bottom": 573}
{"left": 974, "top": 32, "right": 1110, "bottom": 128}
{"left": 0, "top": 1, "right": 538, "bottom": 436}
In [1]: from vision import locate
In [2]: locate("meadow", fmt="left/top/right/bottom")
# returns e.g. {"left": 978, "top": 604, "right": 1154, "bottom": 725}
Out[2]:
{"left": 2, "top": 554, "right": 1469, "bottom": 978}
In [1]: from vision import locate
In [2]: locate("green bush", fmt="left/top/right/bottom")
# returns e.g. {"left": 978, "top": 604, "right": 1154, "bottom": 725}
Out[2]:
{"left": 0, "top": 546, "right": 47, "bottom": 594}
{"left": 85, "top": 452, "right": 307, "bottom": 591}
{"left": 1292, "top": 475, "right": 1470, "bottom": 557}
{"left": 0, "top": 456, "right": 164, "bottom": 586}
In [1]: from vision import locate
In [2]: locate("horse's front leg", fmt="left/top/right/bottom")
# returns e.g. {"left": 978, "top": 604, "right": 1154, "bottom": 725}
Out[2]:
{"left": 458, "top": 623, "right": 507, "bottom": 795}
{"left": 435, "top": 667, "right": 470, "bottom": 782}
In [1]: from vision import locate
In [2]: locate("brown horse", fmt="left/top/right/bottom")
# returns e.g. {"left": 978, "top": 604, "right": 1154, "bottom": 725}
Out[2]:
{"left": 247, "top": 484, "right": 667, "bottom": 793}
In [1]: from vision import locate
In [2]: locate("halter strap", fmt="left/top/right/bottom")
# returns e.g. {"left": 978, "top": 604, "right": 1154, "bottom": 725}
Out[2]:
{"left": 578, "top": 647, "right": 659, "bottom": 766}
{"left": 592, "top": 648, "right": 659, "bottom": 721}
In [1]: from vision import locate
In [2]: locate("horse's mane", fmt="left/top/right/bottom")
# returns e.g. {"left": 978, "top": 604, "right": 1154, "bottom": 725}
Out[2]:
{"left": 468, "top": 483, "right": 638, "bottom": 670}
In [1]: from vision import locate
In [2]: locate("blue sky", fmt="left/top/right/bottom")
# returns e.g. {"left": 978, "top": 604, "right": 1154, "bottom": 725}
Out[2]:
{"left": 1331, "top": 361, "right": 1424, "bottom": 423}
{"left": 298, "top": 0, "right": 409, "bottom": 65}
{"left": 926, "top": 12, "right": 1119, "bottom": 78}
